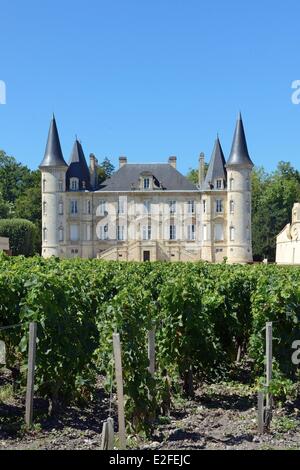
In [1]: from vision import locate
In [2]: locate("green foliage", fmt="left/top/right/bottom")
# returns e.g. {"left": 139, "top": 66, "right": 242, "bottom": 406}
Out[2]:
{"left": 1, "top": 258, "right": 300, "bottom": 432}
{"left": 97, "top": 157, "right": 115, "bottom": 184}
{"left": 0, "top": 219, "right": 38, "bottom": 256}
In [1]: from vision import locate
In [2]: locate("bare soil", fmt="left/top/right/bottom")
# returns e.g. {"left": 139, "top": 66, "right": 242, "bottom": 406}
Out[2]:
{"left": 1, "top": 370, "right": 300, "bottom": 450}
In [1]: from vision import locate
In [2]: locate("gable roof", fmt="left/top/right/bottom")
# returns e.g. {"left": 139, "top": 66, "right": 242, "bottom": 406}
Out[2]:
{"left": 227, "top": 113, "right": 254, "bottom": 167}
{"left": 39, "top": 116, "right": 68, "bottom": 168}
{"left": 203, "top": 137, "right": 226, "bottom": 190}
{"left": 66, "top": 140, "right": 91, "bottom": 190}
{"left": 97, "top": 163, "right": 197, "bottom": 191}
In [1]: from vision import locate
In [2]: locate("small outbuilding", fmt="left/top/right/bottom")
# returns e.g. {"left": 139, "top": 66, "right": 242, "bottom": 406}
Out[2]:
{"left": 276, "top": 203, "right": 300, "bottom": 264}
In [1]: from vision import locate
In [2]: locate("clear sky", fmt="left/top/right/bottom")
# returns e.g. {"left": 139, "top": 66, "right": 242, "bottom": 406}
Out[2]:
{"left": 1, "top": 0, "right": 300, "bottom": 175}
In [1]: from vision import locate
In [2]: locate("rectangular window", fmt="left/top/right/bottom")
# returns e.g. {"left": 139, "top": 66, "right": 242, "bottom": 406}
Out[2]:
{"left": 58, "top": 180, "right": 63, "bottom": 192}
{"left": 203, "top": 200, "right": 206, "bottom": 213}
{"left": 169, "top": 201, "right": 176, "bottom": 214}
{"left": 59, "top": 227, "right": 64, "bottom": 242}
{"left": 58, "top": 202, "right": 63, "bottom": 215}
{"left": 187, "top": 224, "right": 195, "bottom": 241}
{"left": 187, "top": 200, "right": 195, "bottom": 214}
{"left": 70, "top": 224, "right": 79, "bottom": 241}
{"left": 230, "top": 200, "right": 234, "bottom": 214}
{"left": 99, "top": 200, "right": 107, "bottom": 216}
{"left": 230, "top": 226, "right": 235, "bottom": 241}
{"left": 216, "top": 199, "right": 223, "bottom": 213}
{"left": 43, "top": 179, "right": 46, "bottom": 192}
{"left": 71, "top": 178, "right": 79, "bottom": 191}
{"left": 43, "top": 201, "right": 46, "bottom": 215}
{"left": 142, "top": 225, "right": 151, "bottom": 240}
{"left": 203, "top": 224, "right": 207, "bottom": 241}
{"left": 169, "top": 225, "right": 176, "bottom": 240}
{"left": 86, "top": 224, "right": 91, "bottom": 241}
{"left": 143, "top": 200, "right": 151, "bottom": 214}
{"left": 117, "top": 225, "right": 125, "bottom": 241}
{"left": 143, "top": 178, "right": 150, "bottom": 189}
{"left": 230, "top": 178, "right": 234, "bottom": 191}
{"left": 86, "top": 200, "right": 91, "bottom": 214}
{"left": 71, "top": 200, "right": 78, "bottom": 214}
{"left": 216, "top": 179, "right": 222, "bottom": 189}
{"left": 118, "top": 198, "right": 125, "bottom": 214}
{"left": 214, "top": 223, "right": 224, "bottom": 241}
{"left": 43, "top": 227, "right": 47, "bottom": 242}
{"left": 99, "top": 225, "right": 108, "bottom": 240}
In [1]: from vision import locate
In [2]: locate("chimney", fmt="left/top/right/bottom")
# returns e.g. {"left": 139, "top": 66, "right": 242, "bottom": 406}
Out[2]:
{"left": 168, "top": 156, "right": 177, "bottom": 169}
{"left": 119, "top": 156, "right": 127, "bottom": 168}
{"left": 89, "top": 153, "right": 98, "bottom": 189}
{"left": 198, "top": 152, "right": 205, "bottom": 188}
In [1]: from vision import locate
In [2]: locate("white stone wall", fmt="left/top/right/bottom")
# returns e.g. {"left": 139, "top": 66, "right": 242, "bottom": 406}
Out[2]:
{"left": 226, "top": 166, "right": 252, "bottom": 263}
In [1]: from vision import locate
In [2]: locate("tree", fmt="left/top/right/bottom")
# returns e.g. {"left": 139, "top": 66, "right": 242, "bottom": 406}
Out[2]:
{"left": 97, "top": 157, "right": 115, "bottom": 184}
{"left": 0, "top": 151, "right": 32, "bottom": 203}
{"left": 251, "top": 162, "right": 300, "bottom": 261}
{"left": 0, "top": 219, "right": 38, "bottom": 256}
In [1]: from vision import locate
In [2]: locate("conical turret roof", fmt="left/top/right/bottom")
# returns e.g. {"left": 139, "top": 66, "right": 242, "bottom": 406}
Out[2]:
{"left": 39, "top": 115, "right": 67, "bottom": 168}
{"left": 227, "top": 113, "right": 253, "bottom": 167}
{"left": 66, "top": 139, "right": 91, "bottom": 190}
{"left": 203, "top": 137, "right": 227, "bottom": 190}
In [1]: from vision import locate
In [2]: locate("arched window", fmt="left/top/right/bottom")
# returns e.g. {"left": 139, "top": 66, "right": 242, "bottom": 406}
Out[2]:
{"left": 230, "top": 226, "right": 235, "bottom": 241}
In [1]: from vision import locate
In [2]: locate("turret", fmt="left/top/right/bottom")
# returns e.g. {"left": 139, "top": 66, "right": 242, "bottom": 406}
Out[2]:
{"left": 39, "top": 115, "right": 68, "bottom": 258}
{"left": 226, "top": 113, "right": 254, "bottom": 263}
{"left": 201, "top": 137, "right": 227, "bottom": 262}
{"left": 66, "top": 139, "right": 91, "bottom": 191}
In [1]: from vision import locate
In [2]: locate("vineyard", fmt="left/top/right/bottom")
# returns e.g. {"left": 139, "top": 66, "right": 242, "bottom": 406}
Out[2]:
{"left": 1, "top": 254, "right": 300, "bottom": 448}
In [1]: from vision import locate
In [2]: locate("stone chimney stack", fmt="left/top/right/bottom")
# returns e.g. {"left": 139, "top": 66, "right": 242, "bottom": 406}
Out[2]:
{"left": 89, "top": 153, "right": 98, "bottom": 189}
{"left": 198, "top": 152, "right": 205, "bottom": 187}
{"left": 168, "top": 156, "right": 177, "bottom": 169}
{"left": 119, "top": 156, "right": 127, "bottom": 168}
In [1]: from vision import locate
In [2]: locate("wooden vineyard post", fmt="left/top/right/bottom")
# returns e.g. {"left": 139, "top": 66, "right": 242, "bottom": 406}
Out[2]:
{"left": 113, "top": 333, "right": 126, "bottom": 450}
{"left": 265, "top": 321, "right": 273, "bottom": 429}
{"left": 257, "top": 391, "right": 264, "bottom": 434}
{"left": 25, "top": 322, "right": 37, "bottom": 428}
{"left": 148, "top": 328, "right": 155, "bottom": 376}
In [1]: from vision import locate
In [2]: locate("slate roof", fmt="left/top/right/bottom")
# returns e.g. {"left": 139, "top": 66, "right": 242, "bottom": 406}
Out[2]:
{"left": 227, "top": 113, "right": 254, "bottom": 167}
{"left": 203, "top": 137, "right": 226, "bottom": 190}
{"left": 66, "top": 140, "right": 91, "bottom": 190}
{"left": 39, "top": 116, "right": 68, "bottom": 168}
{"left": 98, "top": 164, "right": 197, "bottom": 191}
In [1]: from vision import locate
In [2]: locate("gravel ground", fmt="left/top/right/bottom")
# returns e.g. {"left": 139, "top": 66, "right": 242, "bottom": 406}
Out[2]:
{"left": 1, "top": 369, "right": 300, "bottom": 450}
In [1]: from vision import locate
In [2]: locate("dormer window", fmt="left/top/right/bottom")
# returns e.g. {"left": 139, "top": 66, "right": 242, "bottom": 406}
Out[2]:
{"left": 216, "top": 179, "right": 223, "bottom": 189}
{"left": 143, "top": 178, "right": 150, "bottom": 189}
{"left": 70, "top": 178, "right": 79, "bottom": 191}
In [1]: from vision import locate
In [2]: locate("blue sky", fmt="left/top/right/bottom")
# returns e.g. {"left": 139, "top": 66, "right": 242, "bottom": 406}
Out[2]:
{"left": 1, "top": 0, "right": 300, "bottom": 175}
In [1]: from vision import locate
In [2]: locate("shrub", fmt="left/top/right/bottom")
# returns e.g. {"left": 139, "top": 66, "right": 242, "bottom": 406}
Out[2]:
{"left": 0, "top": 218, "right": 38, "bottom": 256}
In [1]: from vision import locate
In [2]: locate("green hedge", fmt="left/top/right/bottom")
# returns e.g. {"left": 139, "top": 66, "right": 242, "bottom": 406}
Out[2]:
{"left": 0, "top": 218, "right": 38, "bottom": 256}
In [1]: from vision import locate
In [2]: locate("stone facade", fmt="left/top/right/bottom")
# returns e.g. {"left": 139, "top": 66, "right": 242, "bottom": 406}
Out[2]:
{"left": 276, "top": 203, "right": 300, "bottom": 264}
{"left": 40, "top": 115, "right": 254, "bottom": 263}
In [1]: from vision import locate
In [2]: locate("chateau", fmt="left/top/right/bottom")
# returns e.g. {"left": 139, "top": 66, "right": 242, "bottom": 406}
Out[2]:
{"left": 39, "top": 114, "right": 254, "bottom": 263}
